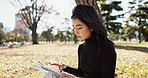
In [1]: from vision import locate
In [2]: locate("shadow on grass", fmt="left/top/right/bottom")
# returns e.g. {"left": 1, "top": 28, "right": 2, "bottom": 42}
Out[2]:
{"left": 0, "top": 53, "right": 41, "bottom": 56}
{"left": 115, "top": 45, "right": 148, "bottom": 53}
{"left": 0, "top": 52, "right": 70, "bottom": 58}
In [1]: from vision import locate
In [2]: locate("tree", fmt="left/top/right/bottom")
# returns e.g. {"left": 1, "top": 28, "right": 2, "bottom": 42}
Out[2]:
{"left": 101, "top": 1, "right": 123, "bottom": 34}
{"left": 41, "top": 26, "right": 54, "bottom": 42}
{"left": 65, "top": 27, "right": 72, "bottom": 42}
{"left": 121, "top": 26, "right": 137, "bottom": 41}
{"left": 108, "top": 31, "right": 120, "bottom": 41}
{"left": 64, "top": 18, "right": 73, "bottom": 42}
{"left": 55, "top": 29, "right": 65, "bottom": 42}
{"left": 15, "top": 33, "right": 26, "bottom": 42}
{"left": 128, "top": 0, "right": 148, "bottom": 42}
{"left": 10, "top": 0, "right": 51, "bottom": 44}
{"left": 0, "top": 22, "right": 4, "bottom": 44}
{"left": 3, "top": 32, "right": 15, "bottom": 42}
{"left": 74, "top": 0, "right": 123, "bottom": 41}
{"left": 74, "top": 0, "right": 105, "bottom": 26}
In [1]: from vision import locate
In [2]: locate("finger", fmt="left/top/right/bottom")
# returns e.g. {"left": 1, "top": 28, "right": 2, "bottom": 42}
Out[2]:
{"left": 54, "top": 74, "right": 63, "bottom": 78}
{"left": 50, "top": 63, "right": 59, "bottom": 66}
{"left": 48, "top": 62, "right": 51, "bottom": 64}
{"left": 61, "top": 72, "right": 71, "bottom": 77}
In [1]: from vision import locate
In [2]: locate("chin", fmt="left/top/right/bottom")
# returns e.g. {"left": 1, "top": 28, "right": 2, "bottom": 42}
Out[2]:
{"left": 79, "top": 38, "right": 85, "bottom": 41}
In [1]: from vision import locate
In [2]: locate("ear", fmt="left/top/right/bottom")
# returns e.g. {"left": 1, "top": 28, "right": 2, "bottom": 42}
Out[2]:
{"left": 90, "top": 29, "right": 93, "bottom": 31}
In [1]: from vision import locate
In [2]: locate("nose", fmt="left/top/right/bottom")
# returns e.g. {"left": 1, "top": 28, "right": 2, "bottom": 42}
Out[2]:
{"left": 74, "top": 29, "right": 79, "bottom": 36}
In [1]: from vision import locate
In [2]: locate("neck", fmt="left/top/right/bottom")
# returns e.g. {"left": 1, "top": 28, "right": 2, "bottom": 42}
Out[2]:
{"left": 85, "top": 37, "right": 97, "bottom": 45}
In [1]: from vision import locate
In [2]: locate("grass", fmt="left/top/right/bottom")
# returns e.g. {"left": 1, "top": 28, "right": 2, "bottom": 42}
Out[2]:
{"left": 0, "top": 41, "right": 148, "bottom": 78}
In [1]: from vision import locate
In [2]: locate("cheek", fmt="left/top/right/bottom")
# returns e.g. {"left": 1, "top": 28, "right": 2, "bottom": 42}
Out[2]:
{"left": 86, "top": 31, "right": 92, "bottom": 37}
{"left": 81, "top": 29, "right": 91, "bottom": 36}
{"left": 79, "top": 30, "right": 84, "bottom": 35}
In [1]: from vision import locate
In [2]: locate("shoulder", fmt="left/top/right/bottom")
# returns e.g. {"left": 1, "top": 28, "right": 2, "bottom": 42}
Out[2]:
{"left": 102, "top": 40, "right": 115, "bottom": 49}
{"left": 101, "top": 42, "right": 116, "bottom": 54}
{"left": 100, "top": 42, "right": 117, "bottom": 63}
{"left": 104, "top": 42, "right": 115, "bottom": 50}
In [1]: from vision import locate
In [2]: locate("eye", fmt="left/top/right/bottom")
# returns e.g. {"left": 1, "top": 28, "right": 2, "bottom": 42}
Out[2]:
{"left": 77, "top": 27, "right": 82, "bottom": 30}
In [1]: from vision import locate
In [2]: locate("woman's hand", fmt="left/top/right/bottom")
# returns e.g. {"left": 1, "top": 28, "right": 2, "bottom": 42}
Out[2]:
{"left": 48, "top": 62, "right": 75, "bottom": 78}
{"left": 54, "top": 72, "right": 75, "bottom": 78}
{"left": 49, "top": 62, "right": 67, "bottom": 70}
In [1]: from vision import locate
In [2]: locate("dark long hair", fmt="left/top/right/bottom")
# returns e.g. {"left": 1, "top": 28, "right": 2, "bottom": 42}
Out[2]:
{"left": 71, "top": 5, "right": 113, "bottom": 47}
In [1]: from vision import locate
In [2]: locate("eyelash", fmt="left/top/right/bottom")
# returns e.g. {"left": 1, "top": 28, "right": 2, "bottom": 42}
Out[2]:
{"left": 74, "top": 28, "right": 82, "bottom": 30}
{"left": 78, "top": 28, "right": 82, "bottom": 29}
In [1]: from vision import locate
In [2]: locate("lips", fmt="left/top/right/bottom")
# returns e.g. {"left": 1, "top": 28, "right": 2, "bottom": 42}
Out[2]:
{"left": 77, "top": 36, "right": 81, "bottom": 38}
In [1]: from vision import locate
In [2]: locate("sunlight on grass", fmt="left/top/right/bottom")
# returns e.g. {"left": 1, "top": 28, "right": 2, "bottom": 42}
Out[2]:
{"left": 0, "top": 41, "right": 148, "bottom": 78}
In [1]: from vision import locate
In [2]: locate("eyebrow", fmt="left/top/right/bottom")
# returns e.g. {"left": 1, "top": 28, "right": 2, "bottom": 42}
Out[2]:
{"left": 72, "top": 24, "right": 82, "bottom": 27}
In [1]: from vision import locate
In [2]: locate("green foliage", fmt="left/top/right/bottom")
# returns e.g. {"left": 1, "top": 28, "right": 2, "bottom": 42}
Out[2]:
{"left": 65, "top": 27, "right": 73, "bottom": 42}
{"left": 55, "top": 29, "right": 66, "bottom": 42}
{"left": 128, "top": 0, "right": 148, "bottom": 42}
{"left": 15, "top": 34, "right": 26, "bottom": 42}
{"left": 0, "top": 22, "right": 3, "bottom": 28}
{"left": 108, "top": 31, "right": 120, "bottom": 41}
{"left": 2, "top": 32, "right": 26, "bottom": 42}
{"left": 101, "top": 1, "right": 123, "bottom": 34}
{"left": 142, "top": 26, "right": 148, "bottom": 41}
{"left": 40, "top": 26, "right": 75, "bottom": 43}
{"left": 0, "top": 24, "right": 5, "bottom": 44}
{"left": 0, "top": 29, "right": 4, "bottom": 40}
{"left": 41, "top": 26, "right": 54, "bottom": 42}
{"left": 121, "top": 26, "right": 137, "bottom": 41}
{"left": 3, "top": 32, "right": 15, "bottom": 42}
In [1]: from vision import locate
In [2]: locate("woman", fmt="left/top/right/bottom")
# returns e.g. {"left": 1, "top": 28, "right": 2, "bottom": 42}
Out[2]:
{"left": 51, "top": 5, "right": 117, "bottom": 78}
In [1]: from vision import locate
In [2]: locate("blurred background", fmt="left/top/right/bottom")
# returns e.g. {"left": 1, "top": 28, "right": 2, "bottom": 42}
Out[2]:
{"left": 0, "top": 0, "right": 148, "bottom": 78}
{"left": 0, "top": 0, "right": 148, "bottom": 45}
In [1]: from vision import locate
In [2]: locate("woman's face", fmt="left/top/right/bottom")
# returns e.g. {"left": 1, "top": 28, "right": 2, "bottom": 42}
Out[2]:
{"left": 72, "top": 18, "right": 92, "bottom": 40}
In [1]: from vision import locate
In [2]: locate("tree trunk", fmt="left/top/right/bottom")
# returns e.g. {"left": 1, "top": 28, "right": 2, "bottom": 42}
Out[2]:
{"left": 48, "top": 38, "right": 51, "bottom": 42}
{"left": 48, "top": 35, "right": 50, "bottom": 42}
{"left": 31, "top": 23, "right": 38, "bottom": 44}
{"left": 138, "top": 28, "right": 142, "bottom": 43}
{"left": 0, "top": 40, "right": 2, "bottom": 45}
{"left": 142, "top": 31, "right": 148, "bottom": 42}
{"left": 74, "top": 0, "right": 105, "bottom": 25}
{"left": 51, "top": 36, "right": 54, "bottom": 43}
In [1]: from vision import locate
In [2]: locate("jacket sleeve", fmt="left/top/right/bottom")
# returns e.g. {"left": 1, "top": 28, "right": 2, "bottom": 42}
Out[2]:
{"left": 100, "top": 44, "right": 117, "bottom": 78}
{"left": 62, "top": 44, "right": 84, "bottom": 77}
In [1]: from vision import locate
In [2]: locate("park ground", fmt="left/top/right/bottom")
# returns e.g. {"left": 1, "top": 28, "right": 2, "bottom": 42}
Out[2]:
{"left": 0, "top": 41, "right": 148, "bottom": 78}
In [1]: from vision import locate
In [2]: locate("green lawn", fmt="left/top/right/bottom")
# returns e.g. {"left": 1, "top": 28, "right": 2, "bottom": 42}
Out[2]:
{"left": 0, "top": 41, "right": 148, "bottom": 78}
